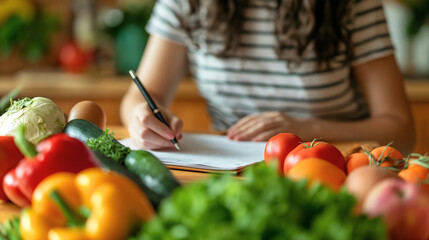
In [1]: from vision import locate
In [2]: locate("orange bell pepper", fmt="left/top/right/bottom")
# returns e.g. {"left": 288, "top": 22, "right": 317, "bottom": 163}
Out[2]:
{"left": 19, "top": 168, "right": 155, "bottom": 240}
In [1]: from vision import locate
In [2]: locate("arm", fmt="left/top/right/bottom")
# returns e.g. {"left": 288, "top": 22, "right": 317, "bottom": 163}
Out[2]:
{"left": 227, "top": 55, "right": 415, "bottom": 154}
{"left": 307, "top": 54, "right": 415, "bottom": 153}
{"left": 346, "top": 54, "right": 415, "bottom": 152}
{"left": 120, "top": 35, "right": 188, "bottom": 149}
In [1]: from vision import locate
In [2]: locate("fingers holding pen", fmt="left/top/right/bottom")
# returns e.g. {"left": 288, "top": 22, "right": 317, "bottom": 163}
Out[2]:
{"left": 130, "top": 102, "right": 180, "bottom": 150}
{"left": 163, "top": 110, "right": 183, "bottom": 140}
{"left": 139, "top": 111, "right": 176, "bottom": 140}
{"left": 130, "top": 125, "right": 175, "bottom": 150}
{"left": 128, "top": 71, "right": 182, "bottom": 150}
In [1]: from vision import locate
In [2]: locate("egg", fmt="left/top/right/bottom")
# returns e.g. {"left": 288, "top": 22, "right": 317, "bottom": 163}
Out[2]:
{"left": 68, "top": 100, "right": 106, "bottom": 129}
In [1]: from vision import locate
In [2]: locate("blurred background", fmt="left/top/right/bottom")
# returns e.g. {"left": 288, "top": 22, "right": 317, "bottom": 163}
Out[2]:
{"left": 0, "top": 0, "right": 427, "bottom": 153}
{"left": 0, "top": 0, "right": 154, "bottom": 75}
{"left": 0, "top": 0, "right": 427, "bottom": 77}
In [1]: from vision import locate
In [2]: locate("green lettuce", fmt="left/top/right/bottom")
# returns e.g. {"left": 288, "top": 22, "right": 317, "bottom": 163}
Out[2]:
{"left": 132, "top": 165, "right": 386, "bottom": 240}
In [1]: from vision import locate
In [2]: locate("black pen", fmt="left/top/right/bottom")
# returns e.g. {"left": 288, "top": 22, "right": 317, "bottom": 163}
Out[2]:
{"left": 129, "top": 70, "right": 181, "bottom": 151}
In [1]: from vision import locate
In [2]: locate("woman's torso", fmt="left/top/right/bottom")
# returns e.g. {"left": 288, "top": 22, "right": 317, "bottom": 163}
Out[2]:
{"left": 147, "top": 0, "right": 393, "bottom": 131}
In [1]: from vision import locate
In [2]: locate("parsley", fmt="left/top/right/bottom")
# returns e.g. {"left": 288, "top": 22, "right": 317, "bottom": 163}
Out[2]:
{"left": 0, "top": 217, "right": 21, "bottom": 240}
{"left": 86, "top": 129, "right": 131, "bottom": 164}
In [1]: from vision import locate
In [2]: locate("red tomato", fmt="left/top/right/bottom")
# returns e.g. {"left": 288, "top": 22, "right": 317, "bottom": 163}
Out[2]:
{"left": 59, "top": 42, "right": 94, "bottom": 73}
{"left": 264, "top": 133, "right": 302, "bottom": 174}
{"left": 284, "top": 140, "right": 346, "bottom": 174}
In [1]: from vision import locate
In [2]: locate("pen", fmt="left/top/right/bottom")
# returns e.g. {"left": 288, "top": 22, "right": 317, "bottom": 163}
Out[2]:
{"left": 129, "top": 70, "right": 181, "bottom": 151}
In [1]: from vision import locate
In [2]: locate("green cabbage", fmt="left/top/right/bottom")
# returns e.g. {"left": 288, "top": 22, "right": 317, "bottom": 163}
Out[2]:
{"left": 0, "top": 97, "right": 66, "bottom": 144}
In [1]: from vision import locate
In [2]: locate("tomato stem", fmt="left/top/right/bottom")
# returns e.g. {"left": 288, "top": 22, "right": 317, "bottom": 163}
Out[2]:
{"left": 403, "top": 154, "right": 412, "bottom": 169}
{"left": 373, "top": 142, "right": 405, "bottom": 170}
{"left": 362, "top": 146, "right": 376, "bottom": 166}
{"left": 303, "top": 138, "right": 321, "bottom": 149}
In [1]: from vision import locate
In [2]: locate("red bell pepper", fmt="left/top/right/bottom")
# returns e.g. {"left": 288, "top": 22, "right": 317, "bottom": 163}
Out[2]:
{"left": 0, "top": 136, "right": 24, "bottom": 201}
{"left": 3, "top": 168, "right": 30, "bottom": 207}
{"left": 3, "top": 125, "right": 98, "bottom": 207}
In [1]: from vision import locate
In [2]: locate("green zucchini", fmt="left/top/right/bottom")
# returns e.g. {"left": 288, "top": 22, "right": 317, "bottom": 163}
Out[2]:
{"left": 92, "top": 150, "right": 163, "bottom": 208}
{"left": 63, "top": 119, "right": 116, "bottom": 144}
{"left": 125, "top": 150, "right": 181, "bottom": 198}
{"left": 64, "top": 119, "right": 164, "bottom": 207}
{"left": 63, "top": 118, "right": 180, "bottom": 208}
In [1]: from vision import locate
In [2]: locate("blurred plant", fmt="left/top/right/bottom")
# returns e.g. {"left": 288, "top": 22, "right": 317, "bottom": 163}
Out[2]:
{"left": 101, "top": 1, "right": 154, "bottom": 74}
{"left": 401, "top": 0, "right": 429, "bottom": 36}
{"left": 0, "top": 0, "right": 59, "bottom": 61}
{"left": 117, "top": 0, "right": 154, "bottom": 10}
{"left": 102, "top": 2, "right": 154, "bottom": 40}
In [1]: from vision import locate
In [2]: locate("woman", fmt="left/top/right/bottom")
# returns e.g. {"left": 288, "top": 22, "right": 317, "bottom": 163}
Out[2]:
{"left": 120, "top": 0, "right": 415, "bottom": 154}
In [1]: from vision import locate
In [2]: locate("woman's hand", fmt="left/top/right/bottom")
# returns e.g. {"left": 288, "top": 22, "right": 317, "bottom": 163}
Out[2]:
{"left": 128, "top": 102, "right": 183, "bottom": 150}
{"left": 120, "top": 35, "right": 188, "bottom": 150}
{"left": 227, "top": 112, "right": 302, "bottom": 142}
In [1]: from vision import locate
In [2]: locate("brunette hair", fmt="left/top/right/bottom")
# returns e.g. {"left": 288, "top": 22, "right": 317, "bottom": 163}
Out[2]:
{"left": 181, "top": 0, "right": 354, "bottom": 66}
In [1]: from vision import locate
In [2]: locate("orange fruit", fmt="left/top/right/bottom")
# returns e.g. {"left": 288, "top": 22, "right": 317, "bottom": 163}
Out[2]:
{"left": 371, "top": 146, "right": 403, "bottom": 160}
{"left": 346, "top": 152, "right": 370, "bottom": 174}
{"left": 399, "top": 163, "right": 429, "bottom": 194}
{"left": 370, "top": 145, "right": 404, "bottom": 168}
{"left": 287, "top": 158, "right": 347, "bottom": 191}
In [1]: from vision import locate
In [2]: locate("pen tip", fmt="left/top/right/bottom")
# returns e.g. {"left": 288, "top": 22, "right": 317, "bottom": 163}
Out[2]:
{"left": 129, "top": 70, "right": 136, "bottom": 79}
{"left": 174, "top": 143, "right": 181, "bottom": 151}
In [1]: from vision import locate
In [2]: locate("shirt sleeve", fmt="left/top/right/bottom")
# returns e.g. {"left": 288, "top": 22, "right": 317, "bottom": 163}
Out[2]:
{"left": 350, "top": 0, "right": 394, "bottom": 66}
{"left": 145, "top": 0, "right": 188, "bottom": 45}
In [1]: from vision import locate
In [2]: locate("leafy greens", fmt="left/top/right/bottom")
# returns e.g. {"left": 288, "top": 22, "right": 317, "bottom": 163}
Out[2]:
{"left": 132, "top": 164, "right": 386, "bottom": 240}
{"left": 0, "top": 217, "right": 21, "bottom": 240}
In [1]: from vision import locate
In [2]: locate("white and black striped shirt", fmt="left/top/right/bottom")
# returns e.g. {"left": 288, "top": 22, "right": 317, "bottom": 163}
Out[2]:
{"left": 146, "top": 0, "right": 394, "bottom": 131}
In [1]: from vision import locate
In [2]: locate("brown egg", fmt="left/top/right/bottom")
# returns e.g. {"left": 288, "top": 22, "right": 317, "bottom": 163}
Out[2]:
{"left": 68, "top": 100, "right": 106, "bottom": 129}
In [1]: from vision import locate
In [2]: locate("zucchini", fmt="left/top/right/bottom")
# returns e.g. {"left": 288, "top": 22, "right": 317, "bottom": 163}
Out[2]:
{"left": 63, "top": 119, "right": 180, "bottom": 208}
{"left": 125, "top": 150, "right": 181, "bottom": 198}
{"left": 92, "top": 150, "right": 163, "bottom": 208}
{"left": 63, "top": 119, "right": 116, "bottom": 144}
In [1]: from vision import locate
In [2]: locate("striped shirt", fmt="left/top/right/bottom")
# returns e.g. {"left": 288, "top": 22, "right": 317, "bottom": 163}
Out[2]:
{"left": 146, "top": 0, "right": 394, "bottom": 131}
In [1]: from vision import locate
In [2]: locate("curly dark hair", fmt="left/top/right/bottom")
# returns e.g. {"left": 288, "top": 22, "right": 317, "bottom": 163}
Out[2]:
{"left": 180, "top": 0, "right": 354, "bottom": 67}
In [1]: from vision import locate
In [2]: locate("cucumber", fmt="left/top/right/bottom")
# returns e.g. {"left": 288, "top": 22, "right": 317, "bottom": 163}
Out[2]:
{"left": 125, "top": 150, "right": 181, "bottom": 198}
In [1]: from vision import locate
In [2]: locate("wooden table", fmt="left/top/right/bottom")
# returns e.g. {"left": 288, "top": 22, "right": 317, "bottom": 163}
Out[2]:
{"left": 0, "top": 126, "right": 378, "bottom": 223}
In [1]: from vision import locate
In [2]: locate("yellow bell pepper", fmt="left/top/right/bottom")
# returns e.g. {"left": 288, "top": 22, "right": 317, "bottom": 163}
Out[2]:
{"left": 0, "top": 0, "right": 34, "bottom": 24}
{"left": 19, "top": 168, "right": 155, "bottom": 240}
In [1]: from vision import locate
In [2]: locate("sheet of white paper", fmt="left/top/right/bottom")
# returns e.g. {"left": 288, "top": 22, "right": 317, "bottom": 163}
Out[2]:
{"left": 119, "top": 133, "right": 266, "bottom": 171}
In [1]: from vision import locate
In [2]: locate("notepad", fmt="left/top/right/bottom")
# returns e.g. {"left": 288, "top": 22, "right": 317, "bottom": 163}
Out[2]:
{"left": 119, "top": 133, "right": 266, "bottom": 172}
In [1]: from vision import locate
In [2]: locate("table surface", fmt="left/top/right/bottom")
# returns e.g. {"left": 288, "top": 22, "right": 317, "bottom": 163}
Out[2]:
{"left": 0, "top": 126, "right": 378, "bottom": 223}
